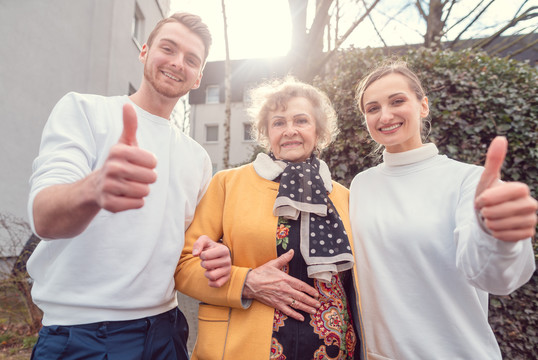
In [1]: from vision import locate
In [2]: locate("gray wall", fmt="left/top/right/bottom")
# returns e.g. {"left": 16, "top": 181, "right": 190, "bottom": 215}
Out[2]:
{"left": 0, "top": 0, "right": 167, "bottom": 227}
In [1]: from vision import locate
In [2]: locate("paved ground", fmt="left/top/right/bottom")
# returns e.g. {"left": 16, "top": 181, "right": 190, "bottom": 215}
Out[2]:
{"left": 177, "top": 292, "right": 199, "bottom": 354}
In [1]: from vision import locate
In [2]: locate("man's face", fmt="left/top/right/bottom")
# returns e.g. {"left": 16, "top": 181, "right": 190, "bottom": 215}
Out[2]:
{"left": 140, "top": 22, "right": 205, "bottom": 99}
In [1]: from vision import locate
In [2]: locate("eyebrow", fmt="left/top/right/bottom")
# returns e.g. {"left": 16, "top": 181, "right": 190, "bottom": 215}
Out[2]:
{"left": 364, "top": 92, "right": 405, "bottom": 106}
{"left": 270, "top": 113, "right": 310, "bottom": 120}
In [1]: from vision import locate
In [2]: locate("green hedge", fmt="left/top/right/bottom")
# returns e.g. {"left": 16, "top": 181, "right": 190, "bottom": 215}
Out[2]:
{"left": 314, "top": 47, "right": 537, "bottom": 359}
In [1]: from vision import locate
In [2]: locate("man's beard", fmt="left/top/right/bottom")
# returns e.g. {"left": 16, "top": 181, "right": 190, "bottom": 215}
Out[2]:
{"left": 144, "top": 66, "right": 185, "bottom": 99}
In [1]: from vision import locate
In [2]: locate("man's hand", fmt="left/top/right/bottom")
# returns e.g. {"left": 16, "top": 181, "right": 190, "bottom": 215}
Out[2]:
{"left": 193, "top": 235, "right": 232, "bottom": 288}
{"left": 94, "top": 103, "right": 158, "bottom": 213}
{"left": 242, "top": 249, "right": 321, "bottom": 322}
{"left": 32, "top": 104, "right": 158, "bottom": 239}
{"left": 474, "top": 136, "right": 537, "bottom": 242}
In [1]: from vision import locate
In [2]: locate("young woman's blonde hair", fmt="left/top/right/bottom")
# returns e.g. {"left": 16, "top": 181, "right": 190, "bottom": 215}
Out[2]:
{"left": 247, "top": 76, "right": 338, "bottom": 153}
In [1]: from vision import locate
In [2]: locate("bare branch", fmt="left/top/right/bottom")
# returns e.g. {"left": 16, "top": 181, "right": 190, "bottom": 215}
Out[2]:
{"left": 506, "top": 37, "right": 538, "bottom": 58}
{"left": 472, "top": 6, "right": 537, "bottom": 50}
{"left": 490, "top": 27, "right": 538, "bottom": 57}
{"left": 362, "top": 0, "right": 387, "bottom": 47}
{"left": 445, "top": 0, "right": 484, "bottom": 34}
{"left": 415, "top": 0, "right": 427, "bottom": 21}
{"left": 308, "top": 0, "right": 381, "bottom": 77}
{"left": 332, "top": 0, "right": 382, "bottom": 49}
{"left": 449, "top": 0, "right": 496, "bottom": 49}
{"left": 514, "top": 0, "right": 530, "bottom": 17}
{"left": 441, "top": 0, "right": 458, "bottom": 24}
{"left": 309, "top": 0, "right": 334, "bottom": 42}
{"left": 375, "top": 2, "right": 420, "bottom": 40}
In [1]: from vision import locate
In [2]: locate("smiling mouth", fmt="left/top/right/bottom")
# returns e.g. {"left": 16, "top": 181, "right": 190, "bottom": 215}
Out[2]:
{"left": 379, "top": 123, "right": 402, "bottom": 132}
{"left": 162, "top": 71, "right": 180, "bottom": 82}
{"left": 282, "top": 141, "right": 302, "bottom": 148}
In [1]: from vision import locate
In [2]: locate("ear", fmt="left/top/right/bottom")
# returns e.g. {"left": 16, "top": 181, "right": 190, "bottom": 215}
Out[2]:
{"left": 191, "top": 71, "right": 203, "bottom": 90}
{"left": 139, "top": 44, "right": 149, "bottom": 64}
{"left": 420, "top": 96, "right": 429, "bottom": 118}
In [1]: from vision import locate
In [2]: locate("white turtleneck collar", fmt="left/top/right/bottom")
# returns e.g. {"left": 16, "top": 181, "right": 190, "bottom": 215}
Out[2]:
{"left": 383, "top": 143, "right": 439, "bottom": 167}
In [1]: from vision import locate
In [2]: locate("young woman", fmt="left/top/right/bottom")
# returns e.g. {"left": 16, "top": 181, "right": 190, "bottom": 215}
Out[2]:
{"left": 350, "top": 61, "right": 537, "bottom": 359}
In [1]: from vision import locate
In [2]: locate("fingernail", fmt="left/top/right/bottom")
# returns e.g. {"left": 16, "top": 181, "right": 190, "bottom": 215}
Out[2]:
{"left": 310, "top": 309, "right": 317, "bottom": 314}
{"left": 192, "top": 249, "right": 200, "bottom": 256}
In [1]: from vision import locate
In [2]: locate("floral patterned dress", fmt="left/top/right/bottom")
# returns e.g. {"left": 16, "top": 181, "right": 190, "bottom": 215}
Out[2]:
{"left": 270, "top": 217, "right": 356, "bottom": 360}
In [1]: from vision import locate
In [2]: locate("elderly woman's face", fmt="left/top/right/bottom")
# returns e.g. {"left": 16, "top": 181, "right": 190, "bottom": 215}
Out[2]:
{"left": 267, "top": 97, "right": 318, "bottom": 162}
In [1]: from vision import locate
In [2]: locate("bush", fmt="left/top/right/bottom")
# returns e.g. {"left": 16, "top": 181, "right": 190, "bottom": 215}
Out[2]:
{"left": 315, "top": 46, "right": 537, "bottom": 359}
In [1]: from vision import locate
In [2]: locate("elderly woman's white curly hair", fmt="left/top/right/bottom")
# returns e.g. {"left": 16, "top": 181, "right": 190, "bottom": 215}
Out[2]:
{"left": 246, "top": 76, "right": 339, "bottom": 154}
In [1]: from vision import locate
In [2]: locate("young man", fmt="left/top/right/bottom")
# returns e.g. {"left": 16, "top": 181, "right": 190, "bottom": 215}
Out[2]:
{"left": 27, "top": 13, "right": 230, "bottom": 359}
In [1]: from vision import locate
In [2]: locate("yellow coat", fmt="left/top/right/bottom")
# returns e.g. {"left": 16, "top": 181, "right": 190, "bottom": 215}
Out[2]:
{"left": 175, "top": 163, "right": 367, "bottom": 359}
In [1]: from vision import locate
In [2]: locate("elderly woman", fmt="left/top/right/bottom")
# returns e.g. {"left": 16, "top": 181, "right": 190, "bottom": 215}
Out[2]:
{"left": 175, "top": 77, "right": 366, "bottom": 360}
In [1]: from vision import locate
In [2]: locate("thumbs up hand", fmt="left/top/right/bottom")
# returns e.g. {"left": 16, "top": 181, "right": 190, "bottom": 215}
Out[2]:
{"left": 474, "top": 136, "right": 537, "bottom": 242}
{"left": 94, "top": 103, "right": 158, "bottom": 213}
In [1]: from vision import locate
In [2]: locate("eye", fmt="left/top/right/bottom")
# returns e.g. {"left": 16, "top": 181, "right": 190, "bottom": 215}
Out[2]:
{"left": 365, "top": 105, "right": 379, "bottom": 113}
{"left": 186, "top": 57, "right": 200, "bottom": 67}
{"left": 162, "top": 46, "right": 173, "bottom": 54}
{"left": 271, "top": 119, "right": 285, "bottom": 127}
{"left": 296, "top": 117, "right": 309, "bottom": 125}
{"left": 392, "top": 98, "right": 405, "bottom": 106}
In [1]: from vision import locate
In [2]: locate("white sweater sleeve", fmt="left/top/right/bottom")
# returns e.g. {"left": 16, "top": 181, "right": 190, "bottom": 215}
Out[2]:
{"left": 454, "top": 167, "right": 535, "bottom": 296}
{"left": 27, "top": 92, "right": 99, "bottom": 236}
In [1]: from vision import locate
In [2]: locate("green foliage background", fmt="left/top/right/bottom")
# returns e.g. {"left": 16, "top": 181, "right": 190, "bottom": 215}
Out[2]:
{"left": 314, "top": 47, "right": 537, "bottom": 359}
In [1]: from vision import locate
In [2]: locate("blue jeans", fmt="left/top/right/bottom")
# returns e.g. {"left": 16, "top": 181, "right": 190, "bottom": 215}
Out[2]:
{"left": 31, "top": 307, "right": 189, "bottom": 360}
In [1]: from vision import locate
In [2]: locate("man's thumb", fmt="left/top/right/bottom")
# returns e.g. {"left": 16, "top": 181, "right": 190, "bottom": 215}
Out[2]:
{"left": 476, "top": 136, "right": 507, "bottom": 196}
{"left": 119, "top": 103, "right": 138, "bottom": 146}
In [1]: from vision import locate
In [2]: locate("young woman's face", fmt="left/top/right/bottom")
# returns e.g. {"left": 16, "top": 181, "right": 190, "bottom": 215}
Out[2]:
{"left": 267, "top": 97, "right": 318, "bottom": 162}
{"left": 362, "top": 73, "right": 429, "bottom": 153}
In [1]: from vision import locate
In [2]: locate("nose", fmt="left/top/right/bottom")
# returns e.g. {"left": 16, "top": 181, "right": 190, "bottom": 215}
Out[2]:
{"left": 379, "top": 106, "right": 393, "bottom": 123}
{"left": 283, "top": 123, "right": 298, "bottom": 136}
{"left": 171, "top": 53, "right": 185, "bottom": 70}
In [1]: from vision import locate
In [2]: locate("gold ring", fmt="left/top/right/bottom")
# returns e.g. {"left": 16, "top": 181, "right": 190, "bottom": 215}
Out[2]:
{"left": 290, "top": 299, "right": 296, "bottom": 307}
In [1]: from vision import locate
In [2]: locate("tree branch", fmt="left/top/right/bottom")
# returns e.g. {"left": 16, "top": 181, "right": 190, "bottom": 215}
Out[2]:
{"left": 449, "top": 0, "right": 495, "bottom": 49}
{"left": 472, "top": 6, "right": 537, "bottom": 50}
{"left": 415, "top": 0, "right": 427, "bottom": 20}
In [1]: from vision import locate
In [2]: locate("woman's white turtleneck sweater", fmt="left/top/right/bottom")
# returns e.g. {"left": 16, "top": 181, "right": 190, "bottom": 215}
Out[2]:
{"left": 349, "top": 143, "right": 535, "bottom": 360}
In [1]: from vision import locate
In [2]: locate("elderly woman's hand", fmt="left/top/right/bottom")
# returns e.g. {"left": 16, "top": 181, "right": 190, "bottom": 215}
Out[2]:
{"left": 242, "top": 249, "right": 321, "bottom": 322}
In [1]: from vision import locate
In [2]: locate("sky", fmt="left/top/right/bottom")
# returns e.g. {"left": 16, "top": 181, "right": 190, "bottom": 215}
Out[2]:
{"left": 170, "top": 0, "right": 535, "bottom": 62}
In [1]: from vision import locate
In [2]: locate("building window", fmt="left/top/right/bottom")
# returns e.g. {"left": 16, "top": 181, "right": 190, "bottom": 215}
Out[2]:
{"left": 243, "top": 123, "right": 254, "bottom": 141}
{"left": 132, "top": 3, "right": 145, "bottom": 50}
{"left": 206, "top": 125, "right": 219, "bottom": 142}
{"left": 243, "top": 82, "right": 256, "bottom": 104}
{"left": 206, "top": 85, "right": 220, "bottom": 104}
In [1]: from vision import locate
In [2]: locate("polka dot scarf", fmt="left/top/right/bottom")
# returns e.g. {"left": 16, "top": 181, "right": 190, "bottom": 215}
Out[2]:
{"left": 269, "top": 153, "right": 354, "bottom": 283}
